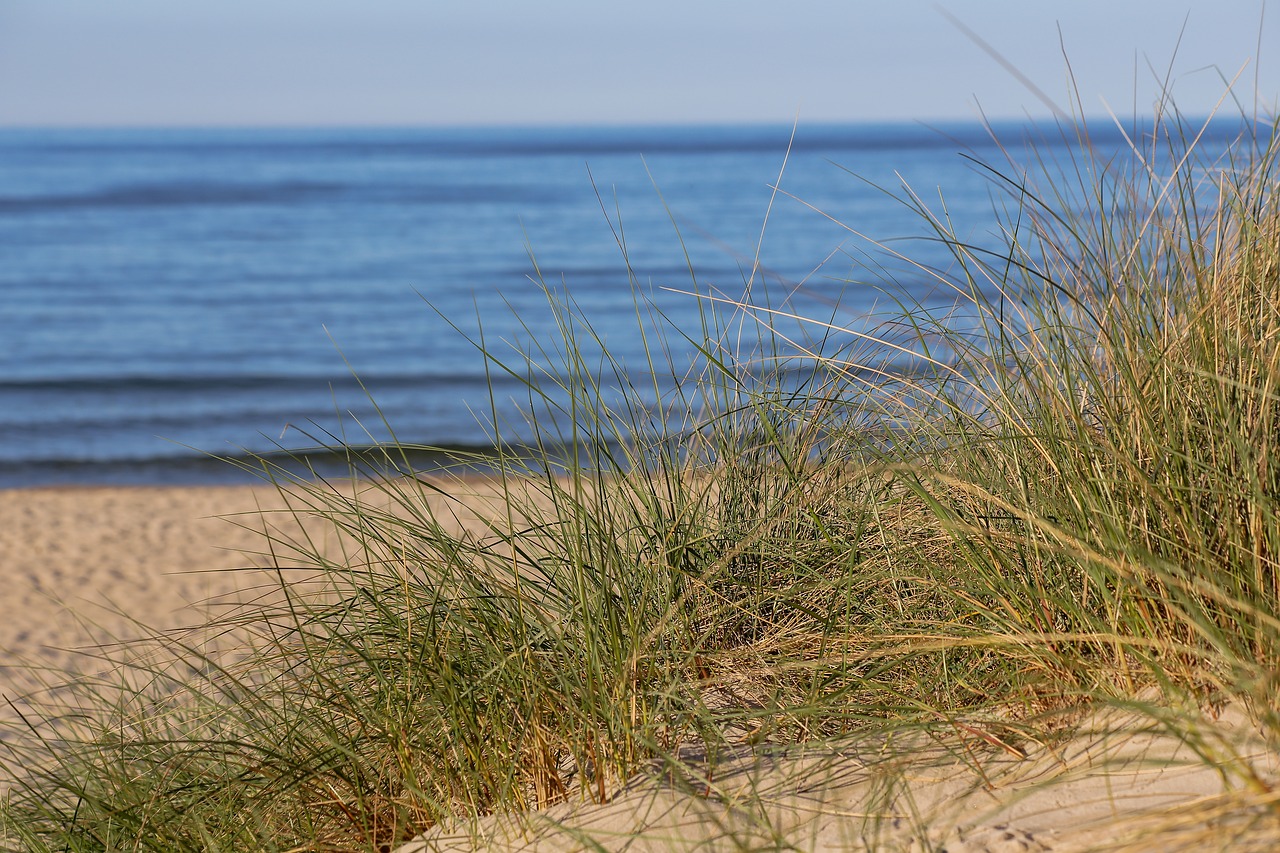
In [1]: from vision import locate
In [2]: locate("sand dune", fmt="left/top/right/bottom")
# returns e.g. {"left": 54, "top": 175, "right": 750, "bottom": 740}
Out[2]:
{"left": 403, "top": 701, "right": 1277, "bottom": 852}
{"left": 1, "top": 485, "right": 1274, "bottom": 851}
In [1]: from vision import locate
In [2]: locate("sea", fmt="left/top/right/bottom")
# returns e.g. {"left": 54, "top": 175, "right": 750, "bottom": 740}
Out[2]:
{"left": 0, "top": 120, "right": 1248, "bottom": 487}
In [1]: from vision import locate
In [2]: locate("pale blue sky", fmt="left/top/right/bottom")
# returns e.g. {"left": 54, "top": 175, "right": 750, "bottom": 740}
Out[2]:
{"left": 0, "top": 1, "right": 1275, "bottom": 127}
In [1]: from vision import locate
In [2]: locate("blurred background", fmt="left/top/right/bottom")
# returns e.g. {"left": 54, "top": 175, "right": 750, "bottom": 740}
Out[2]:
{"left": 0, "top": 1, "right": 1273, "bottom": 485}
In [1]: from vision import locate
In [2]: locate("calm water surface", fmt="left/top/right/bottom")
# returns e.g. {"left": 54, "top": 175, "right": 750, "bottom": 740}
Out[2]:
{"left": 0, "top": 120, "right": 1210, "bottom": 486}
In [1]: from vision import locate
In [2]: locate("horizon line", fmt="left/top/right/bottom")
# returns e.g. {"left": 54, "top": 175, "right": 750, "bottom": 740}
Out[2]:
{"left": 0, "top": 112, "right": 1241, "bottom": 134}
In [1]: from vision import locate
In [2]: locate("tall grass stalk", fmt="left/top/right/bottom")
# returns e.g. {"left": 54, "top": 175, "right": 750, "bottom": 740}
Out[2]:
{"left": 3, "top": 87, "right": 1280, "bottom": 850}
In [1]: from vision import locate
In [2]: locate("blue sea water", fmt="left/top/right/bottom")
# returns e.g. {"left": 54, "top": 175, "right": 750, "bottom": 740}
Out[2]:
{"left": 0, "top": 120, "right": 1239, "bottom": 487}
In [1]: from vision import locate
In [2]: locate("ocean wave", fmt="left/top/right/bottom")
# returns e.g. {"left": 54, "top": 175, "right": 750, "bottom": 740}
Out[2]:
{"left": 0, "top": 370, "right": 506, "bottom": 396}
{"left": 0, "top": 180, "right": 570, "bottom": 215}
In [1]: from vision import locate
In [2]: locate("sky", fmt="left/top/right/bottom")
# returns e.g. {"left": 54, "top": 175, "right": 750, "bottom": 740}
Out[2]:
{"left": 0, "top": 1, "right": 1276, "bottom": 127}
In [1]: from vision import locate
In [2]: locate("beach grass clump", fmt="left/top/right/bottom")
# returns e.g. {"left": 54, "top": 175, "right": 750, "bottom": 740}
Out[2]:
{"left": 0, "top": 317, "right": 902, "bottom": 851}
{"left": 884, "top": 107, "right": 1280, "bottom": 711}
{"left": 3, "top": 90, "right": 1280, "bottom": 849}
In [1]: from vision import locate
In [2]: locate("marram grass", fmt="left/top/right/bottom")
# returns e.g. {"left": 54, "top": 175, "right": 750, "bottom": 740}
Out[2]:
{"left": 3, "top": 97, "right": 1280, "bottom": 851}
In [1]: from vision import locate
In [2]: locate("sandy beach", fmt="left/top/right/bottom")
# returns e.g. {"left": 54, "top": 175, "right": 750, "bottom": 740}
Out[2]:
{"left": 0, "top": 481, "right": 509, "bottom": 706}
{"left": 0, "top": 486, "right": 302, "bottom": 702}
{"left": 2, "top": 483, "right": 1276, "bottom": 851}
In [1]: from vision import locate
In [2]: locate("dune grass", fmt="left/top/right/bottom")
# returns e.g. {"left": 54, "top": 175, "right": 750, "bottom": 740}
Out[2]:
{"left": 2, "top": 87, "right": 1280, "bottom": 850}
